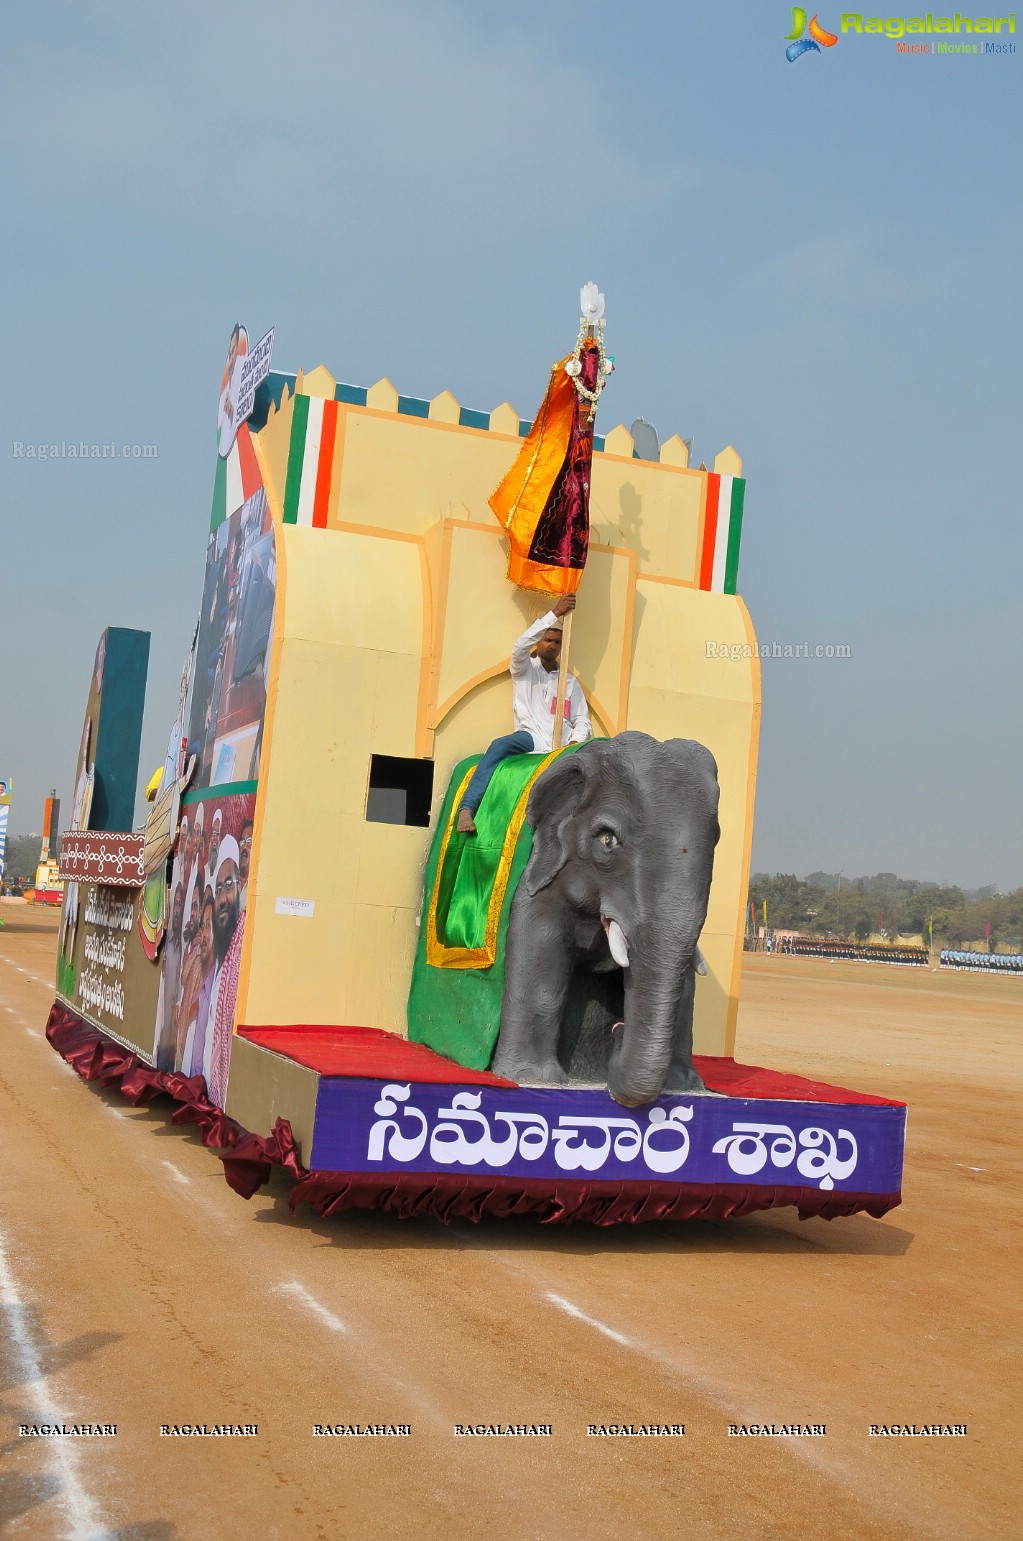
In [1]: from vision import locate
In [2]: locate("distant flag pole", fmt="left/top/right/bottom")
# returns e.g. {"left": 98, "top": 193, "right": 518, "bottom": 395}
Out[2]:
{"left": 490, "top": 282, "right": 612, "bottom": 749}
{"left": 762, "top": 900, "right": 768, "bottom": 926}
{"left": 928, "top": 915, "right": 933, "bottom": 943}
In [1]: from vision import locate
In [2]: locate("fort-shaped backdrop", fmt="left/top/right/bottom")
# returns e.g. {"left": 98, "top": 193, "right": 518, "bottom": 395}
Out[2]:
{"left": 227, "top": 366, "right": 757, "bottom": 1084}
{"left": 55, "top": 356, "right": 759, "bottom": 1131}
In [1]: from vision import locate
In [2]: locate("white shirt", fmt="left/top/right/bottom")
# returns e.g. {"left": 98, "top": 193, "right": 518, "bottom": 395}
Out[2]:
{"left": 510, "top": 611, "right": 593, "bottom": 753}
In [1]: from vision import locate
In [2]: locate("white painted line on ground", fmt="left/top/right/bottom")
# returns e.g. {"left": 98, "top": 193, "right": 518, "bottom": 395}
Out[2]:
{"left": 0, "top": 1225, "right": 106, "bottom": 1540}
{"left": 160, "top": 1160, "right": 191, "bottom": 1187}
{"left": 273, "top": 1281, "right": 453, "bottom": 1429}
{"left": 444, "top": 1238, "right": 926, "bottom": 1528}
{"left": 538, "top": 1280, "right": 927, "bottom": 1513}
{"left": 545, "top": 1292, "right": 631, "bottom": 1347}
{"left": 275, "top": 1280, "right": 350, "bottom": 1335}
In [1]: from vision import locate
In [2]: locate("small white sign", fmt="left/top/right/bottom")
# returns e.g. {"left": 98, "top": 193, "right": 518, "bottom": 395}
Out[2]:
{"left": 217, "top": 323, "right": 275, "bottom": 458}
{"left": 275, "top": 896, "right": 315, "bottom": 917}
{"left": 234, "top": 325, "right": 275, "bottom": 428}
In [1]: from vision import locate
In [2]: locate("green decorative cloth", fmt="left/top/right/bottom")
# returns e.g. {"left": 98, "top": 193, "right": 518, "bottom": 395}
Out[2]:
{"left": 407, "top": 747, "right": 580, "bottom": 1070}
{"left": 435, "top": 751, "right": 556, "bottom": 953}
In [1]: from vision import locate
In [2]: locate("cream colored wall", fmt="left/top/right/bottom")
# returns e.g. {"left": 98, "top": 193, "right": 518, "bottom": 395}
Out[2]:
{"left": 426, "top": 522, "right": 635, "bottom": 737}
{"left": 242, "top": 526, "right": 427, "bottom": 1030}
{"left": 240, "top": 380, "right": 758, "bottom": 1056}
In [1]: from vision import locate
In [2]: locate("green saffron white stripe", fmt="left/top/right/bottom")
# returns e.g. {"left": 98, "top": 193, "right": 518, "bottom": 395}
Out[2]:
{"left": 225, "top": 443, "right": 243, "bottom": 517}
{"left": 295, "top": 397, "right": 326, "bottom": 527}
{"left": 723, "top": 478, "right": 745, "bottom": 595}
{"left": 705, "top": 475, "right": 746, "bottom": 595}
{"left": 282, "top": 394, "right": 311, "bottom": 526}
{"left": 710, "top": 475, "right": 733, "bottom": 594}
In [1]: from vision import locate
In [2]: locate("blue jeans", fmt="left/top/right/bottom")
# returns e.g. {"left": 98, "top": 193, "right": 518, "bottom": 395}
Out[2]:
{"left": 459, "top": 730, "right": 535, "bottom": 816}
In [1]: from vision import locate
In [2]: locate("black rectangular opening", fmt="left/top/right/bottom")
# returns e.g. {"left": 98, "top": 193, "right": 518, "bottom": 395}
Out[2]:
{"left": 366, "top": 754, "right": 434, "bottom": 827}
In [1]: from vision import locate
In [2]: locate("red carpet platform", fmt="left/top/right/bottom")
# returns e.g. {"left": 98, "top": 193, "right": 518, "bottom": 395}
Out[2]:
{"left": 235, "top": 1023, "right": 898, "bottom": 1105}
{"left": 46, "top": 1004, "right": 906, "bottom": 1227}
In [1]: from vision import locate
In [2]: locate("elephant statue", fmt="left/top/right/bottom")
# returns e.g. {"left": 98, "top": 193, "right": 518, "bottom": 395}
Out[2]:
{"left": 491, "top": 732, "right": 720, "bottom": 1107}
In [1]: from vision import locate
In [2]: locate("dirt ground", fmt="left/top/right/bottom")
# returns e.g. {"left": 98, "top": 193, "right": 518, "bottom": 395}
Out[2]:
{"left": 1, "top": 906, "right": 1019, "bottom": 1541}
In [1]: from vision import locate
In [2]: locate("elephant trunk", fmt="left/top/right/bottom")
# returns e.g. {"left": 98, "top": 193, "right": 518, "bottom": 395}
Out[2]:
{"left": 606, "top": 939, "right": 693, "bottom": 1108}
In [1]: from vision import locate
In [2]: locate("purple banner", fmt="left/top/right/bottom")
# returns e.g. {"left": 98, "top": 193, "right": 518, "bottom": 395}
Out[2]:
{"left": 309, "top": 1080, "right": 905, "bottom": 1194}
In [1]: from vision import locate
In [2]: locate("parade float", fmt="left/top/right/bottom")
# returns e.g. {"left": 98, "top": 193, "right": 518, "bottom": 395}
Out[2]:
{"left": 23, "top": 793, "right": 65, "bottom": 905}
{"left": 46, "top": 294, "right": 906, "bottom": 1224}
{"left": 0, "top": 778, "right": 11, "bottom": 910}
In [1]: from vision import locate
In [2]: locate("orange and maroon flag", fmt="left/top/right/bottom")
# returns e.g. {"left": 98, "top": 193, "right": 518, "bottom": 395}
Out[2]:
{"left": 489, "top": 341, "right": 601, "bottom": 597}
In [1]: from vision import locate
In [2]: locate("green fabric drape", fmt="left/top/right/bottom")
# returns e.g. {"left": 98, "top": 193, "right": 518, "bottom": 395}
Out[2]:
{"left": 436, "top": 752, "right": 554, "bottom": 952}
{"left": 407, "top": 746, "right": 580, "bottom": 1069}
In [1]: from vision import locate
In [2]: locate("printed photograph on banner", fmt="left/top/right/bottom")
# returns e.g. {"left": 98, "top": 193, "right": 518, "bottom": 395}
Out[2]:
{"left": 153, "top": 789, "right": 254, "bottom": 1104}
{"left": 58, "top": 641, "right": 104, "bottom": 978}
{"left": 59, "top": 882, "right": 162, "bottom": 1063}
{"left": 0, "top": 776, "right": 11, "bottom": 885}
{"left": 187, "top": 488, "right": 276, "bottom": 789}
{"left": 217, "top": 323, "right": 274, "bottom": 459}
{"left": 216, "top": 324, "right": 248, "bottom": 458}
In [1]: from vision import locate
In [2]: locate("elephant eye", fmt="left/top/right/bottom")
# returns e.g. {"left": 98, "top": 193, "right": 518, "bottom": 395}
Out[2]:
{"left": 598, "top": 830, "right": 619, "bottom": 849}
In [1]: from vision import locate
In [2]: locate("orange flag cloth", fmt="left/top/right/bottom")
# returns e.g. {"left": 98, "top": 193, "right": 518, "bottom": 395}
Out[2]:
{"left": 489, "top": 342, "right": 599, "bottom": 596}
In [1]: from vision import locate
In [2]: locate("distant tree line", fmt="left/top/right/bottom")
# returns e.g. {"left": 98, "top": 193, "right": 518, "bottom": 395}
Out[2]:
{"left": 4, "top": 826, "right": 1019, "bottom": 950}
{"left": 748, "top": 870, "right": 1023, "bottom": 950}
{"left": 1, "top": 833, "right": 45, "bottom": 886}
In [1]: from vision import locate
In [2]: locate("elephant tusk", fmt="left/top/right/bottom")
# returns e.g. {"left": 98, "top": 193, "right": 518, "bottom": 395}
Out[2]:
{"left": 603, "top": 917, "right": 631, "bottom": 969}
{"left": 694, "top": 945, "right": 708, "bottom": 976}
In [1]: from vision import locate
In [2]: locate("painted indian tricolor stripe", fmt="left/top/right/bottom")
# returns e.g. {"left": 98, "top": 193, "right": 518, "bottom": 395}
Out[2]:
{"left": 283, "top": 394, "right": 341, "bottom": 528}
{"left": 210, "top": 423, "right": 263, "bottom": 531}
{"left": 698, "top": 474, "right": 746, "bottom": 594}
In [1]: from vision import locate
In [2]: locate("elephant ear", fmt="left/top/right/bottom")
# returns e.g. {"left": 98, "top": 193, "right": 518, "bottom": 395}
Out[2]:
{"left": 523, "top": 753, "right": 588, "bottom": 896}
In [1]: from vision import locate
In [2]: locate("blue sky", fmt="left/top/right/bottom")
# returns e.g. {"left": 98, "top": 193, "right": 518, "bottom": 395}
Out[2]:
{"left": 1, "top": 2, "right": 1019, "bottom": 888}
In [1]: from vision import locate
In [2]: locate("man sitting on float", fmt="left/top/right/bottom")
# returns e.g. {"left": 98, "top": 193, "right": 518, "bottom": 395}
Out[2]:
{"left": 455, "top": 593, "right": 592, "bottom": 835}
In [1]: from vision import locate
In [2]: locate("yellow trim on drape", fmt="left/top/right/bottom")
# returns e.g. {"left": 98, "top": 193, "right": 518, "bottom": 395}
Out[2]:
{"left": 425, "top": 750, "right": 564, "bottom": 969}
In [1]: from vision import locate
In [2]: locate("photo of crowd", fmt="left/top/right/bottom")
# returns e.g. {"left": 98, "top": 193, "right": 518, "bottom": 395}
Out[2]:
{"left": 187, "top": 486, "right": 276, "bottom": 790}
{"left": 152, "top": 791, "right": 254, "bottom": 1104}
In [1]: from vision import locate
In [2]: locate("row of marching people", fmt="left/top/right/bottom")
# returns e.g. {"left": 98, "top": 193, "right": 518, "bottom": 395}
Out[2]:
{"left": 777, "top": 937, "right": 928, "bottom": 965}
{"left": 940, "top": 950, "right": 1023, "bottom": 974}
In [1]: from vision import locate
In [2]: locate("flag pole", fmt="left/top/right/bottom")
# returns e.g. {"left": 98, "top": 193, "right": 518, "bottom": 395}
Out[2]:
{"left": 553, "top": 285, "right": 606, "bottom": 748}
{"left": 552, "top": 374, "right": 594, "bottom": 745}
{"left": 553, "top": 607, "right": 574, "bottom": 749}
